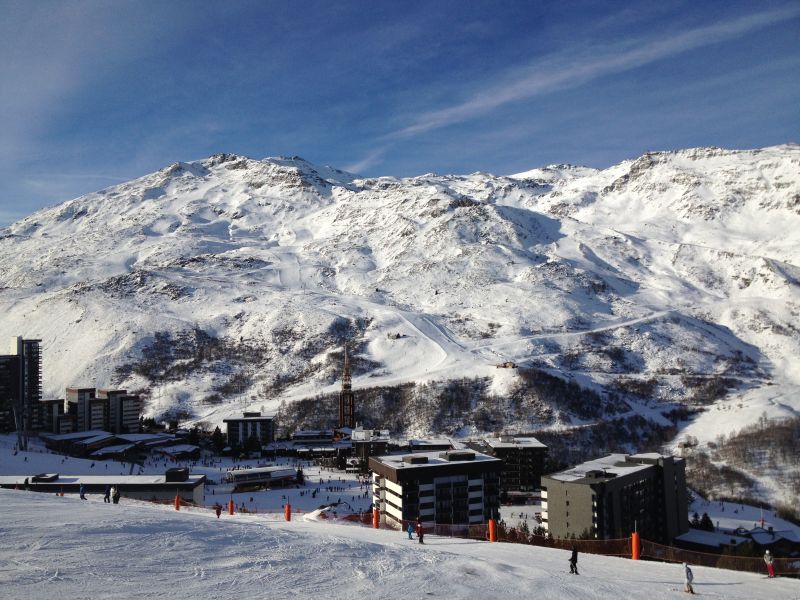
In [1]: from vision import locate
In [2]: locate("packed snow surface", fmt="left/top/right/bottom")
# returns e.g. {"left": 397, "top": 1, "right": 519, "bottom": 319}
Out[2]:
{"left": 4, "top": 489, "right": 799, "bottom": 600}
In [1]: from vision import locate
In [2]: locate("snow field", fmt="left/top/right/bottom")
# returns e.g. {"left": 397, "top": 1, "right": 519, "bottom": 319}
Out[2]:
{"left": 2, "top": 489, "right": 798, "bottom": 599}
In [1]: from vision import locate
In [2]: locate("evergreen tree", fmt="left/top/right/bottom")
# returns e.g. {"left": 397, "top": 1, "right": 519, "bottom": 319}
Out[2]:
{"left": 700, "top": 512, "right": 715, "bottom": 531}
{"left": 691, "top": 512, "right": 701, "bottom": 528}
{"left": 211, "top": 426, "right": 226, "bottom": 453}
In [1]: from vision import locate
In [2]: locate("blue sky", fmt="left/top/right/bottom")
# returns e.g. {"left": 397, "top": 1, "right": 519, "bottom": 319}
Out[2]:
{"left": 1, "top": 0, "right": 798, "bottom": 225}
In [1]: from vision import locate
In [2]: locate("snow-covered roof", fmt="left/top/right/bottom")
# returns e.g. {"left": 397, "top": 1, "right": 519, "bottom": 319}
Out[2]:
{"left": 675, "top": 529, "right": 749, "bottom": 547}
{"left": 484, "top": 436, "right": 546, "bottom": 449}
{"left": 75, "top": 434, "right": 116, "bottom": 446}
{"left": 374, "top": 450, "right": 500, "bottom": 469}
{"left": 408, "top": 438, "right": 452, "bottom": 447}
{"left": 91, "top": 444, "right": 137, "bottom": 456}
{"left": 0, "top": 474, "right": 205, "bottom": 485}
{"left": 750, "top": 528, "right": 800, "bottom": 545}
{"left": 154, "top": 444, "right": 199, "bottom": 456}
{"left": 223, "top": 415, "right": 274, "bottom": 422}
{"left": 629, "top": 452, "right": 664, "bottom": 460}
{"left": 41, "top": 430, "right": 109, "bottom": 442}
{"left": 117, "top": 433, "right": 174, "bottom": 443}
{"left": 546, "top": 454, "right": 653, "bottom": 483}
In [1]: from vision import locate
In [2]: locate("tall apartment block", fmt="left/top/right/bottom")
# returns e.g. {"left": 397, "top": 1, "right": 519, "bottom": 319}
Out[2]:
{"left": 468, "top": 435, "right": 548, "bottom": 492}
{"left": 369, "top": 450, "right": 503, "bottom": 529}
{"left": 0, "top": 337, "right": 42, "bottom": 434}
{"left": 66, "top": 387, "right": 142, "bottom": 433}
{"left": 223, "top": 412, "right": 274, "bottom": 448}
{"left": 98, "top": 389, "right": 142, "bottom": 434}
{"left": 541, "top": 453, "right": 689, "bottom": 543}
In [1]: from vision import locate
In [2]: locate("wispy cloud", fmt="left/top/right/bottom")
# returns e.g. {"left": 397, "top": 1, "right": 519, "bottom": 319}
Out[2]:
{"left": 344, "top": 147, "right": 389, "bottom": 174}
{"left": 382, "top": 5, "right": 800, "bottom": 140}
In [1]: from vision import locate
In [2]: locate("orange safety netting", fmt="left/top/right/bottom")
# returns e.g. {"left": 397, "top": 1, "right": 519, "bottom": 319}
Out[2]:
{"left": 497, "top": 527, "right": 632, "bottom": 556}
{"left": 640, "top": 539, "right": 800, "bottom": 576}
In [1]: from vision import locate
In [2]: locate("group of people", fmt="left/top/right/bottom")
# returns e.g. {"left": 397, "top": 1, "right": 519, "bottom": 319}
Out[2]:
{"left": 406, "top": 518, "right": 425, "bottom": 544}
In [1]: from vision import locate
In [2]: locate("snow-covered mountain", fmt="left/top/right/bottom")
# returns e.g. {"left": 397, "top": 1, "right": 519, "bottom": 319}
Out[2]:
{"left": 1, "top": 145, "right": 798, "bottom": 498}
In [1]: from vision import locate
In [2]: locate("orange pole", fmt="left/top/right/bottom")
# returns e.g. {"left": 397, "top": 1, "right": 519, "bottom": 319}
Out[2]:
{"left": 285, "top": 503, "right": 292, "bottom": 521}
{"left": 175, "top": 494, "right": 181, "bottom": 510}
{"left": 488, "top": 518, "right": 497, "bottom": 542}
{"left": 372, "top": 507, "right": 380, "bottom": 529}
{"left": 631, "top": 532, "right": 640, "bottom": 560}
{"left": 228, "top": 498, "right": 234, "bottom": 515}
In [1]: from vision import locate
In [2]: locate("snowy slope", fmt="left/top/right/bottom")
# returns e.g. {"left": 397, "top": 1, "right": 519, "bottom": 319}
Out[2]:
{"left": 0, "top": 147, "right": 798, "bottom": 485}
{"left": 2, "top": 488, "right": 798, "bottom": 600}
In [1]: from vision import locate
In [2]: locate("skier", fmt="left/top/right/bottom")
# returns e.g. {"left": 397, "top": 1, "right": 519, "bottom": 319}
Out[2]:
{"left": 764, "top": 550, "right": 775, "bottom": 578}
{"left": 79, "top": 484, "right": 87, "bottom": 500}
{"left": 407, "top": 522, "right": 414, "bottom": 540}
{"left": 569, "top": 546, "right": 579, "bottom": 575}
{"left": 111, "top": 486, "right": 120, "bottom": 504}
{"left": 683, "top": 562, "right": 695, "bottom": 594}
{"left": 214, "top": 503, "right": 222, "bottom": 518}
{"left": 416, "top": 519, "right": 425, "bottom": 544}
{"left": 103, "top": 485, "right": 111, "bottom": 503}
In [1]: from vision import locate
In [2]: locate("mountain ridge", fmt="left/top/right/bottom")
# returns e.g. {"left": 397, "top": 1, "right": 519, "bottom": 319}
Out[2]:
{"left": 1, "top": 144, "right": 798, "bottom": 502}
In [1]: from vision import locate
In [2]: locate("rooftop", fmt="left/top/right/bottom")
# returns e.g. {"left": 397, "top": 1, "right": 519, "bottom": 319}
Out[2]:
{"left": 484, "top": 436, "right": 546, "bottom": 449}
{"left": 546, "top": 453, "right": 655, "bottom": 483}
{"left": 0, "top": 474, "right": 204, "bottom": 485}
{"left": 373, "top": 450, "right": 501, "bottom": 469}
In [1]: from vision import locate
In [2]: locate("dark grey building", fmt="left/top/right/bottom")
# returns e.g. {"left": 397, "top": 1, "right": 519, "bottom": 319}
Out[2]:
{"left": 369, "top": 450, "right": 502, "bottom": 529}
{"left": 224, "top": 412, "right": 274, "bottom": 448}
{"left": 468, "top": 435, "right": 548, "bottom": 493}
{"left": 66, "top": 387, "right": 98, "bottom": 431}
{"left": 98, "top": 389, "right": 142, "bottom": 434}
{"left": 0, "top": 337, "right": 42, "bottom": 436}
{"left": 0, "top": 355, "right": 21, "bottom": 432}
{"left": 541, "top": 453, "right": 688, "bottom": 543}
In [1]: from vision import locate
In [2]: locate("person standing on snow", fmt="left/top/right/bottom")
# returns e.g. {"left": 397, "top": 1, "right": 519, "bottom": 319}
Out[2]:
{"left": 764, "top": 550, "right": 775, "bottom": 578}
{"left": 103, "top": 485, "right": 111, "bottom": 503}
{"left": 407, "top": 522, "right": 415, "bottom": 540}
{"left": 569, "top": 546, "right": 579, "bottom": 575}
{"left": 79, "top": 484, "right": 87, "bottom": 500}
{"left": 416, "top": 519, "right": 425, "bottom": 544}
{"left": 683, "top": 563, "right": 695, "bottom": 594}
{"left": 111, "top": 486, "right": 120, "bottom": 504}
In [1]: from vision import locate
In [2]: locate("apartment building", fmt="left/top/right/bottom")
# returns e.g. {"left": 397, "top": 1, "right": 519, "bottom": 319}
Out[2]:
{"left": 369, "top": 450, "right": 503, "bottom": 529}
{"left": 541, "top": 453, "right": 688, "bottom": 543}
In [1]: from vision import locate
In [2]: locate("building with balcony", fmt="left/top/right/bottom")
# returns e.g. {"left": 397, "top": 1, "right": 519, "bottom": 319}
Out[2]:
{"left": 0, "top": 337, "right": 42, "bottom": 434}
{"left": 98, "top": 389, "right": 142, "bottom": 434}
{"left": 468, "top": 434, "right": 548, "bottom": 493}
{"left": 351, "top": 426, "right": 390, "bottom": 463}
{"left": 541, "top": 453, "right": 688, "bottom": 543}
{"left": 369, "top": 450, "right": 503, "bottom": 529}
{"left": 224, "top": 412, "right": 275, "bottom": 448}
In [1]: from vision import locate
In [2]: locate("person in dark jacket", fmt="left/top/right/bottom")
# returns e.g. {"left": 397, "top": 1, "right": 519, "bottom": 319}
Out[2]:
{"left": 683, "top": 563, "right": 694, "bottom": 594}
{"left": 569, "top": 546, "right": 579, "bottom": 575}
{"left": 214, "top": 503, "right": 222, "bottom": 518}
{"left": 416, "top": 520, "right": 425, "bottom": 544}
{"left": 79, "top": 484, "right": 87, "bottom": 500}
{"left": 103, "top": 485, "right": 111, "bottom": 503}
{"left": 111, "top": 486, "right": 120, "bottom": 504}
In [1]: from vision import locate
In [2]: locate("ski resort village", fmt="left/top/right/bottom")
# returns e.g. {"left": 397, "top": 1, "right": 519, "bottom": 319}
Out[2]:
{"left": 1, "top": 326, "right": 799, "bottom": 597}
{"left": 3, "top": 2, "right": 800, "bottom": 597}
